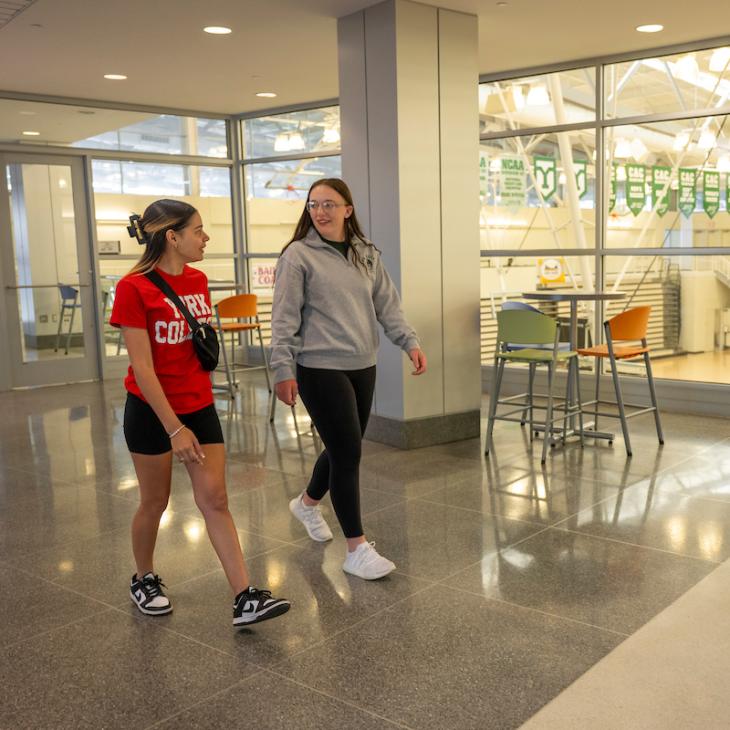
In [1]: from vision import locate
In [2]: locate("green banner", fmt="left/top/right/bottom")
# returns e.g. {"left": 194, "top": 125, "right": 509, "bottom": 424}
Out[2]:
{"left": 652, "top": 166, "right": 671, "bottom": 217}
{"left": 703, "top": 170, "right": 721, "bottom": 218}
{"left": 479, "top": 151, "right": 489, "bottom": 199}
{"left": 500, "top": 155, "right": 526, "bottom": 212}
{"left": 678, "top": 168, "right": 696, "bottom": 218}
{"left": 533, "top": 155, "right": 557, "bottom": 200}
{"left": 609, "top": 163, "right": 619, "bottom": 213}
{"left": 626, "top": 164, "right": 646, "bottom": 216}
{"left": 574, "top": 160, "right": 588, "bottom": 198}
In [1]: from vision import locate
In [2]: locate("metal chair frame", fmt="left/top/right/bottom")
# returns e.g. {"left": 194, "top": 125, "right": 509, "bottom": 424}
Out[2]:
{"left": 54, "top": 284, "right": 82, "bottom": 355}
{"left": 214, "top": 293, "right": 289, "bottom": 423}
{"left": 581, "top": 316, "right": 664, "bottom": 457}
{"left": 485, "top": 310, "right": 584, "bottom": 463}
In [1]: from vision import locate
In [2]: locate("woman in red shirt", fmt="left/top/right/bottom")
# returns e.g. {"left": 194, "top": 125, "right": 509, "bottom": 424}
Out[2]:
{"left": 110, "top": 198, "right": 289, "bottom": 627}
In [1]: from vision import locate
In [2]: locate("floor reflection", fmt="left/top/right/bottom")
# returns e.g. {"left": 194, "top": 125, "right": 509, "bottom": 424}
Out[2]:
{"left": 0, "top": 380, "right": 728, "bottom": 729}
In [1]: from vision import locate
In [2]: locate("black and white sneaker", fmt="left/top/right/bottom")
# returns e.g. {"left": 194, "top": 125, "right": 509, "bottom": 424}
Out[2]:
{"left": 130, "top": 572, "right": 172, "bottom": 616}
{"left": 233, "top": 587, "right": 290, "bottom": 627}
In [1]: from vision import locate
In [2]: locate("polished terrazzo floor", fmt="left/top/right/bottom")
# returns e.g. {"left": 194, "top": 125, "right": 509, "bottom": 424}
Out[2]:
{"left": 1, "top": 377, "right": 728, "bottom": 729}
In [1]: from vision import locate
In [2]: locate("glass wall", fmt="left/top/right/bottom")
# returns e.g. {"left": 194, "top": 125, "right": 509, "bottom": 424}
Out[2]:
{"left": 0, "top": 99, "right": 228, "bottom": 158}
{"left": 93, "top": 159, "right": 235, "bottom": 357}
{"left": 242, "top": 106, "right": 342, "bottom": 343}
{"left": 481, "top": 43, "right": 730, "bottom": 385}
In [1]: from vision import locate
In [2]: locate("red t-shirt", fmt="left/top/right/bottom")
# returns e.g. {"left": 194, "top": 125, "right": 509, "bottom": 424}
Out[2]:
{"left": 110, "top": 266, "right": 214, "bottom": 414}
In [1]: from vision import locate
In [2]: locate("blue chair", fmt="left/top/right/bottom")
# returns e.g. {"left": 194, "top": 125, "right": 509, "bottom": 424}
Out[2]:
{"left": 54, "top": 284, "right": 82, "bottom": 355}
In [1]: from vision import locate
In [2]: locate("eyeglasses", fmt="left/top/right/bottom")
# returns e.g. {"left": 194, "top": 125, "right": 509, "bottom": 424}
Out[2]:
{"left": 306, "top": 200, "right": 344, "bottom": 212}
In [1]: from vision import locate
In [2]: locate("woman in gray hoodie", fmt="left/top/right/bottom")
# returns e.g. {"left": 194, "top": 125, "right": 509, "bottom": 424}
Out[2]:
{"left": 271, "top": 178, "right": 427, "bottom": 579}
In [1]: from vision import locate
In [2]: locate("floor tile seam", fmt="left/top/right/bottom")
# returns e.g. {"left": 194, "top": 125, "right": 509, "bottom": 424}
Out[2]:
{"left": 0, "top": 462, "right": 56, "bottom": 479}
{"left": 498, "top": 441, "right": 708, "bottom": 482}
{"left": 10, "top": 562, "right": 141, "bottom": 612}
{"left": 551, "top": 525, "right": 723, "bottom": 565}
{"left": 407, "top": 493, "right": 574, "bottom": 531}
{"left": 693, "top": 434, "right": 730, "bottom": 457}
{"left": 143, "top": 675, "right": 264, "bottom": 729}
{"left": 0, "top": 463, "right": 76, "bottom": 485}
{"left": 258, "top": 668, "right": 415, "bottom": 729}
{"left": 160, "top": 540, "right": 307, "bottom": 592}
{"left": 104, "top": 602, "right": 254, "bottom": 662}
{"left": 226, "top": 453, "right": 314, "bottom": 478}
{"left": 438, "top": 584, "right": 631, "bottom": 639}
{"left": 358, "top": 497, "right": 411, "bottom": 520}
{"left": 233, "top": 527, "right": 307, "bottom": 549}
{"left": 0, "top": 606, "right": 118, "bottom": 653}
{"left": 430, "top": 524, "right": 556, "bottom": 584}
{"left": 396, "top": 469, "right": 490, "bottom": 502}
{"left": 224, "top": 472, "right": 300, "bottom": 494}
{"left": 270, "top": 582, "right": 435, "bottom": 668}
{"left": 648, "top": 449, "right": 720, "bottom": 478}
{"left": 7, "top": 523, "right": 145, "bottom": 561}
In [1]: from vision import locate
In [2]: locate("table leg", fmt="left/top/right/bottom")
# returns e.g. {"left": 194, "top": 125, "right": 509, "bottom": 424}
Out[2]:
{"left": 567, "top": 301, "right": 578, "bottom": 431}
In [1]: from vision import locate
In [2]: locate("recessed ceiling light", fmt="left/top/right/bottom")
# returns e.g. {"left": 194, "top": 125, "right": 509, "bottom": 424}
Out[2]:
{"left": 256, "top": 92, "right": 277, "bottom": 98}
{"left": 636, "top": 24, "right": 664, "bottom": 33}
{"left": 204, "top": 26, "right": 232, "bottom": 34}
{"left": 496, "top": 2, "right": 508, "bottom": 6}
{"left": 22, "top": 131, "right": 40, "bottom": 136}
{"left": 19, "top": 110, "right": 36, "bottom": 116}
{"left": 104, "top": 74, "right": 127, "bottom": 80}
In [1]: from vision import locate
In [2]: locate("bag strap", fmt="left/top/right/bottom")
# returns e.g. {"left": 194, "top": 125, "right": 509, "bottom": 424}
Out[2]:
{"left": 145, "top": 270, "right": 201, "bottom": 333}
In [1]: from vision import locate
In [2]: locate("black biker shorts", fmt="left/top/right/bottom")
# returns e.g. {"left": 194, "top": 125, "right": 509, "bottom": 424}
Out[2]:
{"left": 123, "top": 393, "right": 223, "bottom": 455}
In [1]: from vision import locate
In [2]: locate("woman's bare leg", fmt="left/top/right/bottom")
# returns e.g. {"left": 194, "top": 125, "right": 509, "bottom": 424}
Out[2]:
{"left": 186, "top": 444, "right": 249, "bottom": 594}
{"left": 130, "top": 451, "right": 173, "bottom": 576}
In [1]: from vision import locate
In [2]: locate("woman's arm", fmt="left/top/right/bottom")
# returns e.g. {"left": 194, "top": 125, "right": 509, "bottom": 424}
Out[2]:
{"left": 122, "top": 327, "right": 205, "bottom": 463}
{"left": 270, "top": 257, "right": 305, "bottom": 403}
{"left": 371, "top": 256, "right": 426, "bottom": 374}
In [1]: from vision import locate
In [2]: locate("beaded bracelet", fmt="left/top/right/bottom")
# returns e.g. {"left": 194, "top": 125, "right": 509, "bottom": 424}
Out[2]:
{"left": 168, "top": 425, "right": 186, "bottom": 439}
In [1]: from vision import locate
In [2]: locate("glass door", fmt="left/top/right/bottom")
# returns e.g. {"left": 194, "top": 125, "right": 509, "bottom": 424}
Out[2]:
{"left": 0, "top": 153, "right": 99, "bottom": 387}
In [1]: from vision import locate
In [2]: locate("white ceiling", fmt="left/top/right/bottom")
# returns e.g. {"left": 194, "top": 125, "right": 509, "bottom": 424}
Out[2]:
{"left": 0, "top": 0, "right": 728, "bottom": 114}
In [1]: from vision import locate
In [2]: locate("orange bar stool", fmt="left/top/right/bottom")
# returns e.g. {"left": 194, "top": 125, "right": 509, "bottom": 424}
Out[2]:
{"left": 214, "top": 293, "right": 277, "bottom": 419}
{"left": 578, "top": 305, "right": 664, "bottom": 456}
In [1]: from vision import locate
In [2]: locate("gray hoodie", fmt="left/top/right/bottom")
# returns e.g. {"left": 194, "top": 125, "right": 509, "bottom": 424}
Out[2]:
{"left": 270, "top": 228, "right": 420, "bottom": 383}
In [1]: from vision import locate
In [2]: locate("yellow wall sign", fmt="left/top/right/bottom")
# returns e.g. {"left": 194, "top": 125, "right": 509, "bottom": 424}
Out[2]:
{"left": 538, "top": 257, "right": 566, "bottom": 286}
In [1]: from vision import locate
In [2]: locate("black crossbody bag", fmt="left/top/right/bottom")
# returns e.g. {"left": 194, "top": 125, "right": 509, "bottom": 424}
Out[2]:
{"left": 145, "top": 270, "right": 220, "bottom": 371}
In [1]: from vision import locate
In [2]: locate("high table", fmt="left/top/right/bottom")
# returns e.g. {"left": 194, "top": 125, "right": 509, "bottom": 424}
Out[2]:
{"left": 521, "top": 290, "right": 626, "bottom": 442}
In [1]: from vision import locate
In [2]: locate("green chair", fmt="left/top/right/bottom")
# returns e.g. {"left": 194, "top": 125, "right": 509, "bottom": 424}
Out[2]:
{"left": 485, "top": 309, "right": 584, "bottom": 463}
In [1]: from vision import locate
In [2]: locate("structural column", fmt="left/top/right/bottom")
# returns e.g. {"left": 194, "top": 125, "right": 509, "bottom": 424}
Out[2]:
{"left": 338, "top": 0, "right": 481, "bottom": 448}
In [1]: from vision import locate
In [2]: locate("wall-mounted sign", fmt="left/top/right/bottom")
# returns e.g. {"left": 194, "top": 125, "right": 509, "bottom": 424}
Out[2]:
{"left": 250, "top": 263, "right": 276, "bottom": 293}
{"left": 626, "top": 163, "right": 647, "bottom": 216}
{"left": 98, "top": 240, "right": 121, "bottom": 254}
{"left": 678, "top": 168, "right": 696, "bottom": 218}
{"left": 703, "top": 170, "right": 721, "bottom": 219}
{"left": 500, "top": 155, "right": 526, "bottom": 212}
{"left": 652, "top": 166, "right": 671, "bottom": 217}
{"left": 574, "top": 160, "right": 588, "bottom": 199}
{"left": 479, "top": 151, "right": 489, "bottom": 199}
{"left": 533, "top": 156, "right": 557, "bottom": 200}
{"left": 538, "top": 257, "right": 566, "bottom": 287}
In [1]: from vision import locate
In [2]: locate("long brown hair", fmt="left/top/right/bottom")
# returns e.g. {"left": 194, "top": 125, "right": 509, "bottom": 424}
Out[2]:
{"left": 282, "top": 178, "right": 373, "bottom": 272}
{"left": 127, "top": 199, "right": 198, "bottom": 275}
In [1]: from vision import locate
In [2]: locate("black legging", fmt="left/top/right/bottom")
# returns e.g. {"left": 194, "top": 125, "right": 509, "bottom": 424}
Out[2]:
{"left": 296, "top": 364, "right": 376, "bottom": 538}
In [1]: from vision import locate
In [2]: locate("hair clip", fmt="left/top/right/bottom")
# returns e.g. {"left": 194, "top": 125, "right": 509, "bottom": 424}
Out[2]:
{"left": 127, "top": 214, "right": 148, "bottom": 245}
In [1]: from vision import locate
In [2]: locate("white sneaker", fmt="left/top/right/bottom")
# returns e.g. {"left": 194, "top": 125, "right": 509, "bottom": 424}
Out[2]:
{"left": 342, "top": 542, "right": 396, "bottom": 580}
{"left": 289, "top": 494, "right": 333, "bottom": 542}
